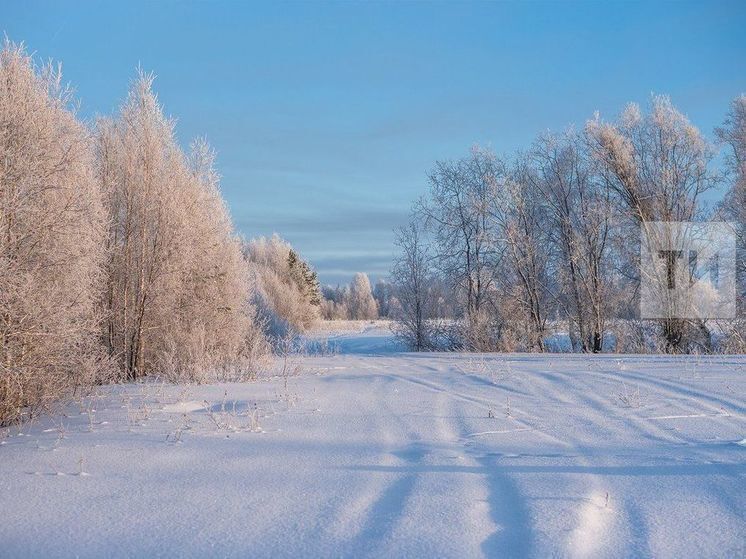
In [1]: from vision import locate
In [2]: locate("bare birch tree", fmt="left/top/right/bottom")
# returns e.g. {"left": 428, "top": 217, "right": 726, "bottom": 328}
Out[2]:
{"left": 97, "top": 71, "right": 185, "bottom": 378}
{"left": 417, "top": 147, "right": 505, "bottom": 349}
{"left": 529, "top": 131, "right": 613, "bottom": 352}
{"left": 492, "top": 158, "right": 551, "bottom": 352}
{"left": 716, "top": 95, "right": 745, "bottom": 301}
{"left": 390, "top": 221, "right": 436, "bottom": 350}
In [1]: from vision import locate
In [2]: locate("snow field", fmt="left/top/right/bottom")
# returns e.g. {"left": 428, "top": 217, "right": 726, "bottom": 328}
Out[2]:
{"left": 1, "top": 325, "right": 744, "bottom": 558}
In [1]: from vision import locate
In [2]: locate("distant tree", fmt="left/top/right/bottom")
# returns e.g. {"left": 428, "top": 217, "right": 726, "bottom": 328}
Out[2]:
{"left": 716, "top": 95, "right": 745, "bottom": 300}
{"left": 321, "top": 285, "right": 343, "bottom": 304}
{"left": 346, "top": 273, "right": 378, "bottom": 320}
{"left": 288, "top": 249, "right": 321, "bottom": 307}
{"left": 373, "top": 279, "right": 394, "bottom": 318}
{"left": 319, "top": 285, "right": 348, "bottom": 319}
{"left": 715, "top": 94, "right": 746, "bottom": 350}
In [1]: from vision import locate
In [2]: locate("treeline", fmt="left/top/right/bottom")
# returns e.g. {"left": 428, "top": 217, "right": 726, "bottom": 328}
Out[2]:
{"left": 391, "top": 95, "right": 745, "bottom": 354}
{"left": 0, "top": 42, "right": 320, "bottom": 424}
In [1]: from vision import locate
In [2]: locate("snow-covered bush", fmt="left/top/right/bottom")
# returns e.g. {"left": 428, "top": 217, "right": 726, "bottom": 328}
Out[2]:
{"left": 320, "top": 298, "right": 349, "bottom": 320}
{"left": 716, "top": 320, "right": 746, "bottom": 353}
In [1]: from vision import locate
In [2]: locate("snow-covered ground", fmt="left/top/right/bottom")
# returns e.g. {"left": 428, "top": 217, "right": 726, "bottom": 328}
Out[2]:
{"left": 2, "top": 323, "right": 745, "bottom": 558}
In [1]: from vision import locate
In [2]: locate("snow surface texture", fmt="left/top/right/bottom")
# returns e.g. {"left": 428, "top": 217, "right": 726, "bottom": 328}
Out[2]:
{"left": 1, "top": 323, "right": 745, "bottom": 558}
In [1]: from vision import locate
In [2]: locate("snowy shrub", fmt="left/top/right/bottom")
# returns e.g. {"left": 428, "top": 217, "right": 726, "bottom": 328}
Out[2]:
{"left": 717, "top": 320, "right": 746, "bottom": 353}
{"left": 320, "top": 297, "right": 349, "bottom": 320}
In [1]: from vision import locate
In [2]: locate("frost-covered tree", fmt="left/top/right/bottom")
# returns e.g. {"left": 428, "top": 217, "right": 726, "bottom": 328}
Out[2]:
{"left": 346, "top": 273, "right": 378, "bottom": 320}
{"left": 320, "top": 285, "right": 348, "bottom": 320}
{"left": 1, "top": 42, "right": 106, "bottom": 423}
{"left": 396, "top": 95, "right": 742, "bottom": 354}
{"left": 169, "top": 139, "right": 265, "bottom": 378}
{"left": 493, "top": 158, "right": 552, "bottom": 352}
{"left": 715, "top": 95, "right": 746, "bottom": 349}
{"left": 243, "top": 235, "right": 320, "bottom": 336}
{"left": 417, "top": 147, "right": 505, "bottom": 349}
{"left": 587, "top": 96, "right": 719, "bottom": 352}
{"left": 97, "top": 71, "right": 187, "bottom": 378}
{"left": 528, "top": 131, "right": 613, "bottom": 352}
{"left": 98, "top": 73, "right": 263, "bottom": 379}
{"left": 417, "top": 147, "right": 502, "bottom": 317}
{"left": 587, "top": 96, "right": 714, "bottom": 224}
{"left": 716, "top": 95, "right": 745, "bottom": 297}
{"left": 288, "top": 249, "right": 322, "bottom": 307}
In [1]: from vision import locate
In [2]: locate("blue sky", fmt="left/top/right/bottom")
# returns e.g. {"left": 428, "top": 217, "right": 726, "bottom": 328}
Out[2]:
{"left": 4, "top": 1, "right": 745, "bottom": 284}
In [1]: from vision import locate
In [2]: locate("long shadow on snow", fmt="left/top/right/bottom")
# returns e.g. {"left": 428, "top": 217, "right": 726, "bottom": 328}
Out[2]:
{"left": 474, "top": 453, "right": 533, "bottom": 558}
{"left": 344, "top": 459, "right": 746, "bottom": 478}
{"left": 350, "top": 444, "right": 427, "bottom": 555}
{"left": 344, "top": 448, "right": 534, "bottom": 558}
